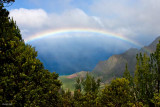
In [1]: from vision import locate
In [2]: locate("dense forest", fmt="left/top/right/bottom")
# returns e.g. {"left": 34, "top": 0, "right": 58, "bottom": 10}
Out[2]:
{"left": 0, "top": 1, "right": 160, "bottom": 106}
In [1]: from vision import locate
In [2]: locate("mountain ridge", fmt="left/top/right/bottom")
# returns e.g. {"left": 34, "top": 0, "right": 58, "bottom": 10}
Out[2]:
{"left": 92, "top": 36, "right": 160, "bottom": 82}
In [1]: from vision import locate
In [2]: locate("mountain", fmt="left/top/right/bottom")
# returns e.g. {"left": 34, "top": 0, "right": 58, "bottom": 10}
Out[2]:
{"left": 92, "top": 36, "right": 160, "bottom": 82}
{"left": 92, "top": 48, "right": 138, "bottom": 82}
{"left": 140, "top": 36, "right": 160, "bottom": 53}
{"left": 59, "top": 36, "right": 160, "bottom": 90}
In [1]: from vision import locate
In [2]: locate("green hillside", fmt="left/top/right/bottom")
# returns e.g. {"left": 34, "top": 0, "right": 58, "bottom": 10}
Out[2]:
{"left": 59, "top": 71, "right": 87, "bottom": 91}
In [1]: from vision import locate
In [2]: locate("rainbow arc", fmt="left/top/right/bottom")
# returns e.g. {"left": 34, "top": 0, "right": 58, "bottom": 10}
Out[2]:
{"left": 25, "top": 28, "right": 142, "bottom": 47}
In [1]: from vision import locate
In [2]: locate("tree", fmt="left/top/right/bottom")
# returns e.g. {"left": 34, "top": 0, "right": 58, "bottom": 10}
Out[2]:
{"left": 73, "top": 89, "right": 83, "bottom": 105}
{"left": 0, "top": 4, "right": 61, "bottom": 106}
{"left": 99, "top": 78, "right": 133, "bottom": 107}
{"left": 0, "top": 0, "right": 15, "bottom": 8}
{"left": 151, "top": 92, "right": 160, "bottom": 107}
{"left": 152, "top": 41, "right": 160, "bottom": 93}
{"left": 0, "top": 0, "right": 14, "bottom": 3}
{"left": 82, "top": 73, "right": 100, "bottom": 93}
{"left": 60, "top": 89, "right": 74, "bottom": 106}
{"left": 134, "top": 53, "right": 156, "bottom": 106}
{"left": 0, "top": 0, "right": 15, "bottom": 5}
{"left": 75, "top": 77, "right": 82, "bottom": 92}
{"left": 73, "top": 74, "right": 101, "bottom": 106}
{"left": 123, "top": 64, "right": 133, "bottom": 86}
{"left": 73, "top": 77, "right": 84, "bottom": 106}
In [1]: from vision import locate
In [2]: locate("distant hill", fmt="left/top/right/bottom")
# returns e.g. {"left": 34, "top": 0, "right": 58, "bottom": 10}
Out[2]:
{"left": 92, "top": 48, "right": 138, "bottom": 82}
{"left": 140, "top": 36, "right": 160, "bottom": 53}
{"left": 92, "top": 36, "right": 160, "bottom": 82}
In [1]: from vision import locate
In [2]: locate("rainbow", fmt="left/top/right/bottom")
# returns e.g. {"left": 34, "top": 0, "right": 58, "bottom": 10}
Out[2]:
{"left": 25, "top": 28, "right": 142, "bottom": 47}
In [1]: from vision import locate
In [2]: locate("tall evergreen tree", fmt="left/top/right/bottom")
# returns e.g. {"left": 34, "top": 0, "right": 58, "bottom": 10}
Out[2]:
{"left": 123, "top": 64, "right": 133, "bottom": 86}
{"left": 82, "top": 73, "right": 100, "bottom": 93}
{"left": 75, "top": 77, "right": 82, "bottom": 92}
{"left": 134, "top": 53, "right": 155, "bottom": 105}
{"left": 152, "top": 41, "right": 160, "bottom": 93}
{"left": 73, "top": 74, "right": 101, "bottom": 106}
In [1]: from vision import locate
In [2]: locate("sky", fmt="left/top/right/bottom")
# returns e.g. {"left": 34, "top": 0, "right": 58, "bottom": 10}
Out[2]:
{"left": 5, "top": 0, "right": 160, "bottom": 74}
{"left": 7, "top": 0, "right": 160, "bottom": 46}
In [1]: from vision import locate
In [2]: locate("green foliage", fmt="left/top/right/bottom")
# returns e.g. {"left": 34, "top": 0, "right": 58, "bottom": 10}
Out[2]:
{"left": 73, "top": 89, "right": 99, "bottom": 106}
{"left": 122, "top": 42, "right": 160, "bottom": 106}
{"left": 152, "top": 40, "right": 160, "bottom": 93}
{"left": 75, "top": 77, "right": 82, "bottom": 92}
{"left": 0, "top": 5, "right": 61, "bottom": 106}
{"left": 99, "top": 78, "right": 133, "bottom": 107}
{"left": 81, "top": 73, "right": 100, "bottom": 94}
{"left": 134, "top": 53, "right": 156, "bottom": 104}
{"left": 71, "top": 74, "right": 101, "bottom": 106}
{"left": 73, "top": 89, "right": 82, "bottom": 101}
{"left": 151, "top": 92, "right": 160, "bottom": 107}
{"left": 123, "top": 64, "right": 133, "bottom": 86}
{"left": 59, "top": 89, "right": 74, "bottom": 106}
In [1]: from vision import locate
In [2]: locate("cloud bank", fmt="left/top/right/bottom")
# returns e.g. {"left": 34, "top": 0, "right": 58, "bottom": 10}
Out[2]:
{"left": 9, "top": 0, "right": 160, "bottom": 46}
{"left": 90, "top": 0, "right": 160, "bottom": 43}
{"left": 10, "top": 8, "right": 104, "bottom": 41}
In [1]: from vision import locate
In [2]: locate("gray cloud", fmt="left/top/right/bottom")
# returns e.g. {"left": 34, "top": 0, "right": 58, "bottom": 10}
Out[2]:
{"left": 90, "top": 0, "right": 160, "bottom": 44}
{"left": 10, "top": 8, "right": 48, "bottom": 28}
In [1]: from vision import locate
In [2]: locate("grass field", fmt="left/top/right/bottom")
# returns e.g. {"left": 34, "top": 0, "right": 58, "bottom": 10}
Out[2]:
{"left": 58, "top": 71, "right": 88, "bottom": 92}
{"left": 59, "top": 76, "right": 77, "bottom": 91}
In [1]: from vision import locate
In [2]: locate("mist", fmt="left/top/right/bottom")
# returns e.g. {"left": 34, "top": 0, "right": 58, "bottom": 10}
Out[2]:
{"left": 29, "top": 33, "right": 136, "bottom": 75}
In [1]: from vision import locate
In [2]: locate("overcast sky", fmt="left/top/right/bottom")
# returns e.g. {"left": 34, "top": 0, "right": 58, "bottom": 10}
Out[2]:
{"left": 7, "top": 0, "right": 160, "bottom": 46}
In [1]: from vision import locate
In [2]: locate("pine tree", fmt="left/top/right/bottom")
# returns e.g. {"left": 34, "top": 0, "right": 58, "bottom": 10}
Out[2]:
{"left": 123, "top": 64, "right": 133, "bottom": 86}
{"left": 73, "top": 74, "right": 101, "bottom": 106}
{"left": 75, "top": 77, "right": 82, "bottom": 92}
{"left": 82, "top": 73, "right": 100, "bottom": 93}
{"left": 153, "top": 41, "right": 160, "bottom": 93}
{"left": 134, "top": 53, "right": 155, "bottom": 105}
